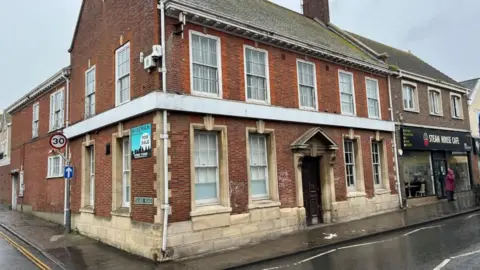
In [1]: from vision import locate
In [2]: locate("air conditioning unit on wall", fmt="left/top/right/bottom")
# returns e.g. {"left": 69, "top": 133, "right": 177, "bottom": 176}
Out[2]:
{"left": 144, "top": 55, "right": 155, "bottom": 70}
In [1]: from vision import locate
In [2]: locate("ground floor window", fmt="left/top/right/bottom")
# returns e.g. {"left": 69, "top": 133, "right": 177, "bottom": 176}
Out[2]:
{"left": 448, "top": 152, "right": 471, "bottom": 192}
{"left": 402, "top": 151, "right": 435, "bottom": 198}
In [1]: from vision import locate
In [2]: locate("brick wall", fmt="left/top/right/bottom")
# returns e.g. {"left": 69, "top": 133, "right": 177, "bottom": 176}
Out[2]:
{"left": 164, "top": 19, "right": 391, "bottom": 121}
{"left": 0, "top": 165, "right": 10, "bottom": 204}
{"left": 69, "top": 0, "right": 161, "bottom": 126}
{"left": 10, "top": 83, "right": 67, "bottom": 212}
{"left": 70, "top": 113, "right": 156, "bottom": 223}
{"left": 391, "top": 77, "right": 470, "bottom": 130}
{"left": 169, "top": 111, "right": 395, "bottom": 223}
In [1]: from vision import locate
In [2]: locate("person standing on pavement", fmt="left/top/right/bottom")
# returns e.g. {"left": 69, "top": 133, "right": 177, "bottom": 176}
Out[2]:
{"left": 445, "top": 168, "right": 456, "bottom": 201}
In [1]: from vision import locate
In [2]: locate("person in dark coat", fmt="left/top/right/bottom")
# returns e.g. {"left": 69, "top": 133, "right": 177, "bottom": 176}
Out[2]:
{"left": 445, "top": 168, "right": 455, "bottom": 201}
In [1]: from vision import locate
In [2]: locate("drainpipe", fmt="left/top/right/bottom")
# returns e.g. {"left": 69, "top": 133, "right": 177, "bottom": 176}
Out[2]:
{"left": 61, "top": 69, "right": 72, "bottom": 232}
{"left": 388, "top": 75, "right": 403, "bottom": 208}
{"left": 159, "top": 0, "right": 170, "bottom": 257}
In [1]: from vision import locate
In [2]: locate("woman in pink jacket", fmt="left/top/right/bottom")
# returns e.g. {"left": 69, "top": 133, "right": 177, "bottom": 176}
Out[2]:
{"left": 445, "top": 168, "right": 455, "bottom": 202}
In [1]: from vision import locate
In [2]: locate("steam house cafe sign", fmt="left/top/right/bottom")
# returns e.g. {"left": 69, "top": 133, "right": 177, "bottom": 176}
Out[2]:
{"left": 401, "top": 126, "right": 471, "bottom": 151}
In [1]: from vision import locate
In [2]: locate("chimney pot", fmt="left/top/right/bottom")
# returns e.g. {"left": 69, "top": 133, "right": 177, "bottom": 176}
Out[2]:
{"left": 302, "top": 0, "right": 330, "bottom": 24}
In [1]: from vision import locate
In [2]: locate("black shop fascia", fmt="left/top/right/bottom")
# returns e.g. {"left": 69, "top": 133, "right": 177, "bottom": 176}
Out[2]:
{"left": 400, "top": 126, "right": 473, "bottom": 199}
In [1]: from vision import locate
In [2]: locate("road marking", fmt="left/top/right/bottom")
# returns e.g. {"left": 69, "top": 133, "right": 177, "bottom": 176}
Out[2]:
{"left": 263, "top": 224, "right": 445, "bottom": 270}
{"left": 433, "top": 259, "right": 451, "bottom": 270}
{"left": 402, "top": 225, "right": 443, "bottom": 236}
{"left": 464, "top": 213, "right": 480, "bottom": 220}
{"left": 0, "top": 231, "right": 51, "bottom": 270}
{"left": 294, "top": 249, "right": 336, "bottom": 264}
{"left": 433, "top": 250, "right": 480, "bottom": 269}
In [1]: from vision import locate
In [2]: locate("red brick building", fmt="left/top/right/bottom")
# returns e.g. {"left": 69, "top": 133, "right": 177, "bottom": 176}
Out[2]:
{"left": 0, "top": 113, "right": 11, "bottom": 206}
{"left": 6, "top": 0, "right": 402, "bottom": 261}
{"left": 6, "top": 68, "right": 69, "bottom": 224}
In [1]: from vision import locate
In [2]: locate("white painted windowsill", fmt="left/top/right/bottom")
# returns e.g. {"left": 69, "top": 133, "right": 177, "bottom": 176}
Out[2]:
{"left": 190, "top": 205, "right": 232, "bottom": 217}
{"left": 347, "top": 191, "right": 367, "bottom": 198}
{"left": 374, "top": 189, "right": 391, "bottom": 195}
{"left": 79, "top": 206, "right": 95, "bottom": 214}
{"left": 111, "top": 207, "right": 131, "bottom": 218}
{"left": 248, "top": 200, "right": 281, "bottom": 210}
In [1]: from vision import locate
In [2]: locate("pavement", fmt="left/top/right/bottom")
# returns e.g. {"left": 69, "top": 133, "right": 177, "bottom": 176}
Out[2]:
{"left": 236, "top": 212, "right": 480, "bottom": 270}
{"left": 0, "top": 196, "right": 478, "bottom": 270}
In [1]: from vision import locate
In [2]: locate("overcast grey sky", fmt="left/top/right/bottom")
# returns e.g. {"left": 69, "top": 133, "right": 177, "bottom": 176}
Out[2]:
{"left": 1, "top": 0, "right": 479, "bottom": 110}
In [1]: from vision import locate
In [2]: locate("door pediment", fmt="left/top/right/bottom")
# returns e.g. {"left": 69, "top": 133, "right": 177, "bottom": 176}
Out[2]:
{"left": 291, "top": 128, "right": 338, "bottom": 154}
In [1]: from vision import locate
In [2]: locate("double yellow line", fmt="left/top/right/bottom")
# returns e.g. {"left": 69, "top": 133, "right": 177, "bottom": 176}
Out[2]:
{"left": 0, "top": 231, "right": 51, "bottom": 270}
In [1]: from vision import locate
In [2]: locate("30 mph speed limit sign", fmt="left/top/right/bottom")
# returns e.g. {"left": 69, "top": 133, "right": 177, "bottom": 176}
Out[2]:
{"left": 50, "top": 133, "right": 67, "bottom": 149}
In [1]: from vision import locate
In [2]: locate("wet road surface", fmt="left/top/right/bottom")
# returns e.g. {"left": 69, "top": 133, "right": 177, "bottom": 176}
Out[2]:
{"left": 0, "top": 226, "right": 57, "bottom": 270}
{"left": 237, "top": 212, "right": 480, "bottom": 270}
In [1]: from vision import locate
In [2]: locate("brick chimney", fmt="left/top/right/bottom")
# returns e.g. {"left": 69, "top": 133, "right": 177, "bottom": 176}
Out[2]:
{"left": 302, "top": 0, "right": 330, "bottom": 24}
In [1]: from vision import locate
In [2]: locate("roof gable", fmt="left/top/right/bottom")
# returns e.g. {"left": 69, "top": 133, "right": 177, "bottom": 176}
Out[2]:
{"left": 461, "top": 78, "right": 480, "bottom": 105}
{"left": 347, "top": 32, "right": 462, "bottom": 87}
{"left": 68, "top": 0, "right": 85, "bottom": 53}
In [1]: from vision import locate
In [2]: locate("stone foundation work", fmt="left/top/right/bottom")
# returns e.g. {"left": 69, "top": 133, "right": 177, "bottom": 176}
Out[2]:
{"left": 332, "top": 192, "right": 400, "bottom": 222}
{"left": 72, "top": 206, "right": 305, "bottom": 261}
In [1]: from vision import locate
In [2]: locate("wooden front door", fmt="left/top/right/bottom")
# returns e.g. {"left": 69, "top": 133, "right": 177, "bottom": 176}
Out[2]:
{"left": 302, "top": 156, "right": 322, "bottom": 225}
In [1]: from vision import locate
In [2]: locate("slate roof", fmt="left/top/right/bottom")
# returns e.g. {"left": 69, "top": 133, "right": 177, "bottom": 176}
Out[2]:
{"left": 348, "top": 32, "right": 462, "bottom": 87}
{"left": 172, "top": 0, "right": 384, "bottom": 67}
{"left": 460, "top": 78, "right": 479, "bottom": 90}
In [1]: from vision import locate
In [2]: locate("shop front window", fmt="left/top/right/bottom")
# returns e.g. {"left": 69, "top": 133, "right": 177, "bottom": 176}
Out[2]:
{"left": 403, "top": 152, "right": 435, "bottom": 198}
{"left": 448, "top": 153, "right": 471, "bottom": 192}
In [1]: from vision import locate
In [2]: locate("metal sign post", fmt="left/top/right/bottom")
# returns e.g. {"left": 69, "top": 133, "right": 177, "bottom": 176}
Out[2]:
{"left": 49, "top": 133, "right": 71, "bottom": 233}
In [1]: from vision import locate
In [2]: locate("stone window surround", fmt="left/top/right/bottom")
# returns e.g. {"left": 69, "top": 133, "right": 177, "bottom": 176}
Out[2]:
{"left": 189, "top": 116, "right": 232, "bottom": 218}
{"left": 427, "top": 87, "right": 443, "bottom": 117}
{"left": 343, "top": 131, "right": 366, "bottom": 198}
{"left": 80, "top": 134, "right": 95, "bottom": 214}
{"left": 111, "top": 123, "right": 131, "bottom": 217}
{"left": 370, "top": 132, "right": 391, "bottom": 195}
{"left": 401, "top": 80, "right": 419, "bottom": 113}
{"left": 245, "top": 120, "right": 281, "bottom": 210}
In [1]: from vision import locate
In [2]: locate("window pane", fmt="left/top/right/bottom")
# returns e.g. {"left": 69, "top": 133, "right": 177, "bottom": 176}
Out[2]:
{"left": 251, "top": 179, "right": 267, "bottom": 197}
{"left": 192, "top": 34, "right": 219, "bottom": 95}
{"left": 249, "top": 134, "right": 268, "bottom": 198}
{"left": 246, "top": 48, "right": 268, "bottom": 101}
{"left": 195, "top": 182, "right": 217, "bottom": 201}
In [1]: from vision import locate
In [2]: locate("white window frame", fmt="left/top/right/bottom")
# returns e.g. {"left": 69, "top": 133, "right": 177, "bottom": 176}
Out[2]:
{"left": 344, "top": 139, "right": 356, "bottom": 192}
{"left": 338, "top": 70, "right": 356, "bottom": 115}
{"left": 49, "top": 88, "right": 65, "bottom": 131}
{"left": 244, "top": 45, "right": 271, "bottom": 104}
{"left": 296, "top": 59, "right": 318, "bottom": 110}
{"left": 85, "top": 65, "right": 96, "bottom": 118}
{"left": 47, "top": 155, "right": 64, "bottom": 178}
{"left": 402, "top": 81, "right": 419, "bottom": 112}
{"left": 371, "top": 141, "right": 382, "bottom": 189}
{"left": 194, "top": 131, "right": 220, "bottom": 205}
{"left": 450, "top": 93, "right": 463, "bottom": 119}
{"left": 89, "top": 146, "right": 95, "bottom": 207}
{"left": 189, "top": 30, "right": 223, "bottom": 98}
{"left": 365, "top": 77, "right": 381, "bottom": 119}
{"left": 248, "top": 134, "right": 270, "bottom": 200}
{"left": 115, "top": 42, "right": 131, "bottom": 106}
{"left": 428, "top": 87, "right": 443, "bottom": 116}
{"left": 32, "top": 102, "right": 39, "bottom": 138}
{"left": 122, "top": 137, "right": 131, "bottom": 207}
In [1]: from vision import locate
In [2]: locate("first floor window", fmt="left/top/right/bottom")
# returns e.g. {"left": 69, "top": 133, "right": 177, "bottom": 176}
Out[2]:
{"left": 297, "top": 60, "right": 316, "bottom": 109}
{"left": 191, "top": 32, "right": 220, "bottom": 96}
{"left": 49, "top": 89, "right": 64, "bottom": 130}
{"left": 122, "top": 138, "right": 130, "bottom": 207}
{"left": 89, "top": 146, "right": 95, "bottom": 206}
{"left": 339, "top": 72, "right": 355, "bottom": 114}
{"left": 366, "top": 79, "right": 380, "bottom": 118}
{"left": 194, "top": 131, "right": 219, "bottom": 204}
{"left": 0, "top": 141, "right": 5, "bottom": 160}
{"left": 429, "top": 90, "right": 442, "bottom": 115}
{"left": 249, "top": 134, "right": 269, "bottom": 199}
{"left": 32, "top": 103, "right": 39, "bottom": 137}
{"left": 451, "top": 95, "right": 462, "bottom": 118}
{"left": 403, "top": 85, "right": 416, "bottom": 110}
{"left": 48, "top": 155, "right": 63, "bottom": 178}
{"left": 371, "top": 141, "right": 382, "bottom": 187}
{"left": 116, "top": 43, "right": 130, "bottom": 105}
{"left": 245, "top": 47, "right": 269, "bottom": 102}
{"left": 85, "top": 66, "right": 96, "bottom": 117}
{"left": 344, "top": 140, "right": 356, "bottom": 190}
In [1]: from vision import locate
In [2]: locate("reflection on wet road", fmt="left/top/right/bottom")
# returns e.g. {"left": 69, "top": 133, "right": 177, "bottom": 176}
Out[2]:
{"left": 0, "top": 227, "right": 49, "bottom": 270}
{"left": 238, "top": 212, "right": 480, "bottom": 270}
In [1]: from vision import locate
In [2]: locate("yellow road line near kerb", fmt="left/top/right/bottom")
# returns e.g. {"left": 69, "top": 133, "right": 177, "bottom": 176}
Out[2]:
{"left": 0, "top": 231, "right": 51, "bottom": 270}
